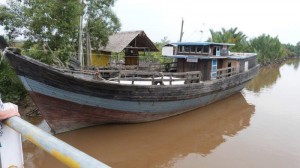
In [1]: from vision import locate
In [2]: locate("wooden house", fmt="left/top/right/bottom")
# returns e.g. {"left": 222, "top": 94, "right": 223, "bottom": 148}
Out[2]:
{"left": 92, "top": 30, "right": 158, "bottom": 67}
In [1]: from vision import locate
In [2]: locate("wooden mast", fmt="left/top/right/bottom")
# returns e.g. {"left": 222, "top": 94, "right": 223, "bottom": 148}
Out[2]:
{"left": 86, "top": 32, "right": 92, "bottom": 66}
{"left": 179, "top": 18, "right": 184, "bottom": 42}
{"left": 78, "top": 0, "right": 84, "bottom": 68}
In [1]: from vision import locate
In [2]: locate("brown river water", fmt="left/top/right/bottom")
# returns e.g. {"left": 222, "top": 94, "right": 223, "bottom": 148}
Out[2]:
{"left": 22, "top": 59, "right": 300, "bottom": 168}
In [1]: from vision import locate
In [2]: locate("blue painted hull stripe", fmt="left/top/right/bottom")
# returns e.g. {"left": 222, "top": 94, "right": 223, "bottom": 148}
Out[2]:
{"left": 19, "top": 76, "right": 245, "bottom": 113}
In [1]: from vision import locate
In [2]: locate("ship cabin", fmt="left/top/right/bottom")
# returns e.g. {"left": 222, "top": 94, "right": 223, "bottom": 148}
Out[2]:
{"left": 162, "top": 42, "right": 257, "bottom": 81}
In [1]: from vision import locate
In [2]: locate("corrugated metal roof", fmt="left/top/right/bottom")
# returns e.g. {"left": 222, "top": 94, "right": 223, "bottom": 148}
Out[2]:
{"left": 164, "top": 54, "right": 257, "bottom": 60}
{"left": 164, "top": 55, "right": 228, "bottom": 59}
{"left": 99, "top": 30, "right": 158, "bottom": 53}
{"left": 170, "top": 42, "right": 235, "bottom": 46}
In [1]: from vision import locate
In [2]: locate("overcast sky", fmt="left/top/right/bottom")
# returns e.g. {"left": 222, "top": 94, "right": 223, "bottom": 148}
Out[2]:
{"left": 113, "top": 0, "right": 300, "bottom": 45}
{"left": 1, "top": 0, "right": 299, "bottom": 45}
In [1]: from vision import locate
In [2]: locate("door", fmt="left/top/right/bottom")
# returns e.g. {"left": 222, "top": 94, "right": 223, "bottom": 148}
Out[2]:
{"left": 125, "top": 49, "right": 139, "bottom": 65}
{"left": 216, "top": 47, "right": 221, "bottom": 56}
{"left": 211, "top": 59, "right": 217, "bottom": 79}
{"left": 227, "top": 62, "right": 232, "bottom": 76}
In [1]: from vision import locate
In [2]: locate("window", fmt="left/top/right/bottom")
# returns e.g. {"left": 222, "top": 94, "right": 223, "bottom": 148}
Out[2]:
{"left": 179, "top": 46, "right": 184, "bottom": 52}
{"left": 203, "top": 46, "right": 209, "bottom": 53}
{"left": 184, "top": 46, "right": 190, "bottom": 53}
{"left": 212, "top": 59, "right": 217, "bottom": 66}
{"left": 178, "top": 46, "right": 191, "bottom": 53}
{"left": 191, "top": 46, "right": 196, "bottom": 53}
{"left": 196, "top": 46, "right": 202, "bottom": 53}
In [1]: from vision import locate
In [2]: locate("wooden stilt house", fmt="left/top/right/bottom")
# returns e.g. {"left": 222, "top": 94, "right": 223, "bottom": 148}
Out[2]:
{"left": 91, "top": 30, "right": 158, "bottom": 67}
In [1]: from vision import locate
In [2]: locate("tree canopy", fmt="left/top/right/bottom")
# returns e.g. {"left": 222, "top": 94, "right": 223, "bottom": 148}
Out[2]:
{"left": 209, "top": 27, "right": 249, "bottom": 52}
{"left": 250, "top": 34, "right": 285, "bottom": 65}
{"left": 209, "top": 27, "right": 300, "bottom": 65}
{"left": 0, "top": 0, "right": 121, "bottom": 64}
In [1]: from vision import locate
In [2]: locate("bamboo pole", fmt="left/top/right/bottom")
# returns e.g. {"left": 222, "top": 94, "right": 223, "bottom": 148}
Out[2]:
{"left": 3, "top": 117, "right": 110, "bottom": 168}
{"left": 78, "top": 0, "right": 84, "bottom": 68}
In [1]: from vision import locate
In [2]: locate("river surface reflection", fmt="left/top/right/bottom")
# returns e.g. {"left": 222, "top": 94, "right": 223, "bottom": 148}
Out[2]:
{"left": 23, "top": 59, "right": 300, "bottom": 168}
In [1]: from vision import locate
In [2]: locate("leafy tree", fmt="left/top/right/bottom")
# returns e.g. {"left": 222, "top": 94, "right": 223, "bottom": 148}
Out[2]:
{"left": 152, "top": 37, "right": 172, "bottom": 63}
{"left": 0, "top": 0, "right": 121, "bottom": 102}
{"left": 0, "top": 59, "right": 26, "bottom": 102}
{"left": 0, "top": 0, "right": 81, "bottom": 64}
{"left": 0, "top": 0, "right": 121, "bottom": 64}
{"left": 209, "top": 27, "right": 250, "bottom": 52}
{"left": 250, "top": 34, "right": 286, "bottom": 65}
{"left": 154, "top": 36, "right": 170, "bottom": 51}
{"left": 296, "top": 42, "right": 300, "bottom": 56}
{"left": 282, "top": 43, "right": 296, "bottom": 57}
{"left": 85, "top": 0, "right": 121, "bottom": 49}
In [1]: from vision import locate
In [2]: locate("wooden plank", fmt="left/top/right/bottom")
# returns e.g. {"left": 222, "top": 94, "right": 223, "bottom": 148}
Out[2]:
{"left": 4, "top": 50, "right": 259, "bottom": 103}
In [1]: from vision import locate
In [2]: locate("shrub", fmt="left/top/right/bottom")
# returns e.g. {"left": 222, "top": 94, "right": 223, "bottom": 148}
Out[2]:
{"left": 0, "top": 59, "right": 27, "bottom": 103}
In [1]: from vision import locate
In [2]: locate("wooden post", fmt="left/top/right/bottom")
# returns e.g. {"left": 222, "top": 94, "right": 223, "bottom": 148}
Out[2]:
{"left": 118, "top": 73, "right": 121, "bottom": 84}
{"left": 198, "top": 71, "right": 202, "bottom": 82}
{"left": 151, "top": 75, "right": 155, "bottom": 85}
{"left": 159, "top": 72, "right": 164, "bottom": 85}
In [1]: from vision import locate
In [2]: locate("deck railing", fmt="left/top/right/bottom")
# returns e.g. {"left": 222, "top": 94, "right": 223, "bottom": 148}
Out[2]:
{"left": 61, "top": 66, "right": 238, "bottom": 84}
{"left": 108, "top": 70, "right": 202, "bottom": 85}
{"left": 216, "top": 66, "right": 238, "bottom": 79}
{"left": 108, "top": 61, "right": 178, "bottom": 72}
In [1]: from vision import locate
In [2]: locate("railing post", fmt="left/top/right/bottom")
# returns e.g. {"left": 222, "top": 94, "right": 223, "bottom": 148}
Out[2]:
{"left": 118, "top": 73, "right": 121, "bottom": 84}
{"left": 151, "top": 75, "right": 155, "bottom": 85}
{"left": 198, "top": 71, "right": 201, "bottom": 82}
{"left": 159, "top": 72, "right": 164, "bottom": 85}
{"left": 185, "top": 72, "right": 190, "bottom": 84}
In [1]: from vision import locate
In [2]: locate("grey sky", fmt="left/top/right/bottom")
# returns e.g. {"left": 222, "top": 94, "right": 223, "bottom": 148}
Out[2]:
{"left": 1, "top": 0, "right": 299, "bottom": 45}
{"left": 113, "top": 0, "right": 300, "bottom": 45}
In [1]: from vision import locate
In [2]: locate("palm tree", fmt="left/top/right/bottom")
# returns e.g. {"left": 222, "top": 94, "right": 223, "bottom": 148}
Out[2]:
{"left": 209, "top": 27, "right": 249, "bottom": 52}
{"left": 250, "top": 34, "right": 285, "bottom": 65}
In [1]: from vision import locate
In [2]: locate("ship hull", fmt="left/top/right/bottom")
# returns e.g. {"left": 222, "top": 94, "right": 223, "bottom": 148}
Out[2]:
{"left": 5, "top": 49, "right": 259, "bottom": 133}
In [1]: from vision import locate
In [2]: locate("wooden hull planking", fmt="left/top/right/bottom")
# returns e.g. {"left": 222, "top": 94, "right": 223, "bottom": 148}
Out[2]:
{"left": 5, "top": 50, "right": 259, "bottom": 133}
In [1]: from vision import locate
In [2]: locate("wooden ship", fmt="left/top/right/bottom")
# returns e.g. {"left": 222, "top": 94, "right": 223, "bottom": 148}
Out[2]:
{"left": 3, "top": 31, "right": 259, "bottom": 133}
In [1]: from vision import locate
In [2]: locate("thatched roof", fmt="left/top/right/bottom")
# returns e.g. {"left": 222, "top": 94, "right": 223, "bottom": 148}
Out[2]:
{"left": 99, "top": 30, "right": 158, "bottom": 53}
